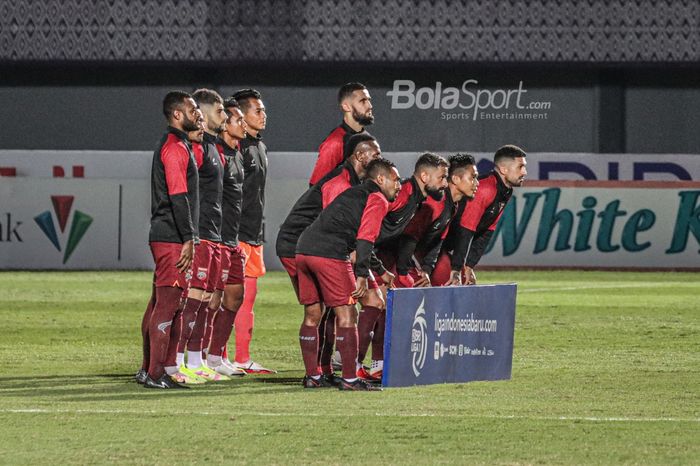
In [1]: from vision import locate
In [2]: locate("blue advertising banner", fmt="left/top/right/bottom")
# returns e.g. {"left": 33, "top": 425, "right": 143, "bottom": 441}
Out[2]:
{"left": 383, "top": 284, "right": 517, "bottom": 388}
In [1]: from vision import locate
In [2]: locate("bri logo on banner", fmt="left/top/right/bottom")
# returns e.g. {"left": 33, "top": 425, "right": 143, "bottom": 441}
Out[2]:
{"left": 411, "top": 298, "right": 428, "bottom": 377}
{"left": 33, "top": 195, "right": 93, "bottom": 264}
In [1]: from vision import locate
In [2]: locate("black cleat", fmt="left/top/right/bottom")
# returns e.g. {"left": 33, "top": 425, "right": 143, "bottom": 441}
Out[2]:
{"left": 321, "top": 372, "right": 343, "bottom": 387}
{"left": 134, "top": 369, "right": 148, "bottom": 385}
{"left": 338, "top": 378, "right": 383, "bottom": 391}
{"left": 143, "top": 374, "right": 189, "bottom": 389}
{"left": 302, "top": 375, "right": 334, "bottom": 389}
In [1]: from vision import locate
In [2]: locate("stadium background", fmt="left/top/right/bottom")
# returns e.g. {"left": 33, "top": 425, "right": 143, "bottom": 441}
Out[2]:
{"left": 1, "top": 0, "right": 699, "bottom": 270}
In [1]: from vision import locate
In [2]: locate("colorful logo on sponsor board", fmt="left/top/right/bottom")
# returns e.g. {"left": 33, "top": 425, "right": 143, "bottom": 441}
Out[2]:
{"left": 34, "top": 195, "right": 93, "bottom": 264}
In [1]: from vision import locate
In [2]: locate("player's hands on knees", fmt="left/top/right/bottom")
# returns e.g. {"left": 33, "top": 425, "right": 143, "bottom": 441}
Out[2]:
{"left": 177, "top": 240, "right": 195, "bottom": 272}
{"left": 381, "top": 270, "right": 396, "bottom": 288}
{"left": 414, "top": 270, "right": 431, "bottom": 288}
{"left": 464, "top": 266, "right": 477, "bottom": 285}
{"left": 443, "top": 269, "right": 463, "bottom": 286}
{"left": 349, "top": 250, "right": 357, "bottom": 264}
{"left": 352, "top": 276, "right": 368, "bottom": 299}
{"left": 396, "top": 273, "right": 414, "bottom": 288}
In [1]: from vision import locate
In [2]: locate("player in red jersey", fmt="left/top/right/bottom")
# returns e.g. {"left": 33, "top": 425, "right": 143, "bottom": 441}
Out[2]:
{"left": 432, "top": 145, "right": 527, "bottom": 285}
{"left": 308, "top": 82, "right": 374, "bottom": 185}
{"left": 137, "top": 91, "right": 200, "bottom": 389}
{"left": 295, "top": 159, "right": 401, "bottom": 391}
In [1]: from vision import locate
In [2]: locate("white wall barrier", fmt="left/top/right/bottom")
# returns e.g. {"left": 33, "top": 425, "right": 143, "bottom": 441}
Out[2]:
{"left": 1, "top": 151, "right": 699, "bottom": 270}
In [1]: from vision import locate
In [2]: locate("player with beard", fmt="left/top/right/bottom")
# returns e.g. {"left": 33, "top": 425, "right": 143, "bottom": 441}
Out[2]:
{"left": 276, "top": 133, "right": 383, "bottom": 385}
{"left": 392, "top": 154, "right": 480, "bottom": 287}
{"left": 170, "top": 89, "right": 232, "bottom": 382}
{"left": 231, "top": 88, "right": 275, "bottom": 374}
{"left": 308, "top": 82, "right": 374, "bottom": 186}
{"left": 137, "top": 91, "right": 200, "bottom": 389}
{"left": 295, "top": 159, "right": 401, "bottom": 391}
{"left": 432, "top": 145, "right": 527, "bottom": 285}
{"left": 354, "top": 153, "right": 450, "bottom": 381}
{"left": 204, "top": 99, "right": 249, "bottom": 376}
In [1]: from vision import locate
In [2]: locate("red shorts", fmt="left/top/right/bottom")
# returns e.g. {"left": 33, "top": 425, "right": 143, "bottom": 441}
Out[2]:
{"left": 367, "top": 271, "right": 379, "bottom": 289}
{"left": 189, "top": 240, "right": 217, "bottom": 290}
{"left": 240, "top": 242, "right": 266, "bottom": 278}
{"left": 150, "top": 241, "right": 190, "bottom": 289}
{"left": 372, "top": 249, "right": 397, "bottom": 287}
{"left": 431, "top": 251, "right": 465, "bottom": 286}
{"left": 218, "top": 244, "right": 245, "bottom": 290}
{"left": 279, "top": 256, "right": 300, "bottom": 301}
{"left": 206, "top": 244, "right": 221, "bottom": 292}
{"left": 296, "top": 254, "right": 356, "bottom": 308}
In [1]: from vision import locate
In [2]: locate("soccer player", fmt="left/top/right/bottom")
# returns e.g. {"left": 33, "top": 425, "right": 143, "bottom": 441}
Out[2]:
{"left": 168, "top": 88, "right": 230, "bottom": 382}
{"left": 205, "top": 99, "right": 248, "bottom": 376}
{"left": 355, "top": 152, "right": 450, "bottom": 381}
{"left": 231, "top": 88, "right": 275, "bottom": 374}
{"left": 308, "top": 82, "right": 374, "bottom": 185}
{"left": 276, "top": 133, "right": 382, "bottom": 384}
{"left": 138, "top": 90, "right": 200, "bottom": 389}
{"left": 432, "top": 145, "right": 527, "bottom": 285}
{"left": 392, "top": 153, "right": 480, "bottom": 287}
{"left": 295, "top": 159, "right": 401, "bottom": 391}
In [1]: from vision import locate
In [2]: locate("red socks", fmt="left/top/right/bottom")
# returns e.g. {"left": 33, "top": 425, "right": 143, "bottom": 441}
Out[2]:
{"left": 185, "top": 299, "right": 209, "bottom": 352}
{"left": 357, "top": 306, "right": 382, "bottom": 364}
{"left": 299, "top": 324, "right": 320, "bottom": 376}
{"left": 140, "top": 287, "right": 156, "bottom": 371}
{"left": 234, "top": 277, "right": 257, "bottom": 363}
{"left": 148, "top": 286, "right": 183, "bottom": 379}
{"left": 209, "top": 306, "right": 237, "bottom": 357}
{"left": 371, "top": 311, "right": 386, "bottom": 360}
{"left": 317, "top": 308, "right": 336, "bottom": 374}
{"left": 336, "top": 326, "right": 359, "bottom": 380}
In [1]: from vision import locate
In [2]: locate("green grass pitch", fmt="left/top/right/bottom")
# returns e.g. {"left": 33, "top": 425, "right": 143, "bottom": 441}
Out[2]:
{"left": 0, "top": 270, "right": 698, "bottom": 465}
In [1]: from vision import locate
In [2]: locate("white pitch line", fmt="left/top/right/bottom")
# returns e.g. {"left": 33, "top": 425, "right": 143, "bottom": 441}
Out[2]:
{"left": 1, "top": 408, "right": 697, "bottom": 423}
{"left": 519, "top": 283, "right": 693, "bottom": 293}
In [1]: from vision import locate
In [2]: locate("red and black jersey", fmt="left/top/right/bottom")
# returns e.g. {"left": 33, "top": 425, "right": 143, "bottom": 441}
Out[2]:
{"left": 217, "top": 139, "right": 244, "bottom": 247}
{"left": 394, "top": 188, "right": 457, "bottom": 275}
{"left": 238, "top": 133, "right": 268, "bottom": 245}
{"left": 296, "top": 180, "right": 389, "bottom": 277}
{"left": 276, "top": 160, "right": 361, "bottom": 259}
{"left": 377, "top": 177, "right": 426, "bottom": 245}
{"left": 149, "top": 126, "right": 199, "bottom": 244}
{"left": 445, "top": 170, "right": 513, "bottom": 269}
{"left": 308, "top": 121, "right": 362, "bottom": 186}
{"left": 192, "top": 132, "right": 224, "bottom": 243}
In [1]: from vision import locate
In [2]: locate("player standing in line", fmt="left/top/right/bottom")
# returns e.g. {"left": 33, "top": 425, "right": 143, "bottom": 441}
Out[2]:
{"left": 205, "top": 100, "right": 249, "bottom": 376}
{"left": 432, "top": 145, "right": 527, "bottom": 285}
{"left": 138, "top": 91, "right": 200, "bottom": 389}
{"left": 295, "top": 159, "right": 401, "bottom": 391}
{"left": 392, "top": 153, "right": 480, "bottom": 287}
{"left": 354, "top": 153, "right": 449, "bottom": 381}
{"left": 231, "top": 88, "right": 275, "bottom": 374}
{"left": 276, "top": 133, "right": 382, "bottom": 385}
{"left": 308, "top": 82, "right": 374, "bottom": 185}
{"left": 161, "top": 90, "right": 229, "bottom": 383}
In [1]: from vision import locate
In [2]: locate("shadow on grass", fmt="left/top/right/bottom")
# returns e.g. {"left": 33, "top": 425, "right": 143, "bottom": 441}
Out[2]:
{"left": 0, "top": 371, "right": 308, "bottom": 402}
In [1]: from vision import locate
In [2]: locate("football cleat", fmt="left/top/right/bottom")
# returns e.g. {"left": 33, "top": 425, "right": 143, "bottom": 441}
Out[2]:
{"left": 144, "top": 374, "right": 189, "bottom": 389}
{"left": 191, "top": 365, "right": 229, "bottom": 381}
{"left": 210, "top": 363, "right": 246, "bottom": 377}
{"left": 302, "top": 375, "right": 334, "bottom": 389}
{"left": 234, "top": 360, "right": 277, "bottom": 374}
{"left": 356, "top": 366, "right": 381, "bottom": 382}
{"left": 170, "top": 371, "right": 206, "bottom": 385}
{"left": 179, "top": 365, "right": 208, "bottom": 383}
{"left": 322, "top": 372, "right": 343, "bottom": 387}
{"left": 134, "top": 368, "right": 148, "bottom": 385}
{"left": 338, "top": 378, "right": 383, "bottom": 391}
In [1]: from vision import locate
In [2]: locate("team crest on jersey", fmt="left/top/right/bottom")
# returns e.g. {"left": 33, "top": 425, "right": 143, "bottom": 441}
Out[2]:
{"left": 197, "top": 267, "right": 208, "bottom": 280}
{"left": 185, "top": 269, "right": 193, "bottom": 281}
{"left": 221, "top": 270, "right": 229, "bottom": 281}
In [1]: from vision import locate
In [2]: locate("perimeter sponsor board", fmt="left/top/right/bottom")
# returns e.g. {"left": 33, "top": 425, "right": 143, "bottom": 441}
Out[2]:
{"left": 482, "top": 182, "right": 700, "bottom": 269}
{"left": 1, "top": 150, "right": 699, "bottom": 181}
{"left": 383, "top": 284, "right": 517, "bottom": 387}
{"left": 0, "top": 178, "right": 151, "bottom": 269}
